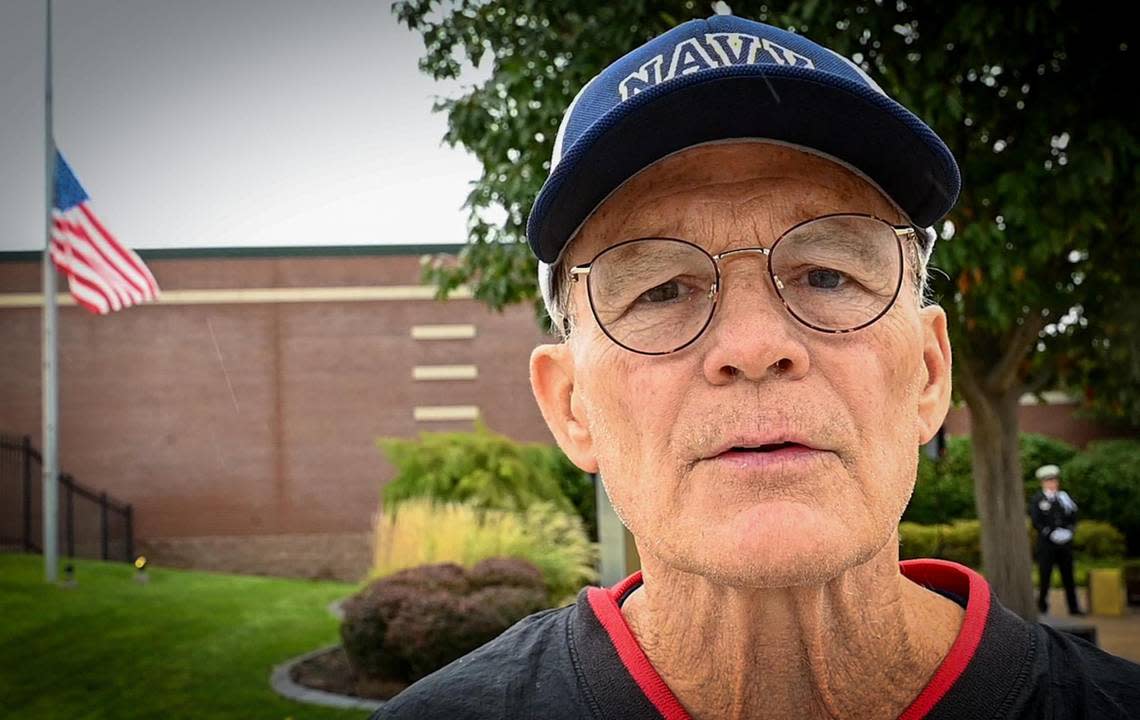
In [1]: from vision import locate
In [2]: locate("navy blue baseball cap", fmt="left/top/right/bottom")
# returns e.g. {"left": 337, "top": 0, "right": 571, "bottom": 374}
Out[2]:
{"left": 526, "top": 14, "right": 960, "bottom": 269}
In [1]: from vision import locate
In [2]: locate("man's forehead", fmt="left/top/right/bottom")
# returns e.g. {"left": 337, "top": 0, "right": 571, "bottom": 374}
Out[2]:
{"left": 567, "top": 143, "right": 901, "bottom": 261}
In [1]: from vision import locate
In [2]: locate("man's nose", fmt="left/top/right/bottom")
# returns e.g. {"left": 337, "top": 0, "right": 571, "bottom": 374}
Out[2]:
{"left": 700, "top": 268, "right": 810, "bottom": 384}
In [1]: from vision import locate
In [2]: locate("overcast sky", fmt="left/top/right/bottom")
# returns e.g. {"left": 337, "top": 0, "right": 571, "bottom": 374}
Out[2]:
{"left": 0, "top": 0, "right": 485, "bottom": 252}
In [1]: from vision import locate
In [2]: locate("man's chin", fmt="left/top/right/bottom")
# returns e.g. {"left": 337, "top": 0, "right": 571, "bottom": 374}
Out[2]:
{"left": 662, "top": 503, "right": 869, "bottom": 587}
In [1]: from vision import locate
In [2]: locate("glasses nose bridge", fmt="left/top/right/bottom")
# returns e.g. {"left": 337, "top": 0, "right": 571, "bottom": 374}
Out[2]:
{"left": 715, "top": 247, "right": 770, "bottom": 270}
{"left": 712, "top": 246, "right": 772, "bottom": 285}
{"left": 713, "top": 246, "right": 771, "bottom": 264}
{"left": 707, "top": 245, "right": 783, "bottom": 316}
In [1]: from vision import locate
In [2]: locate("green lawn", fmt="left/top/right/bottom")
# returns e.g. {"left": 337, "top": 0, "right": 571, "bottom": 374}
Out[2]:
{"left": 0, "top": 553, "right": 370, "bottom": 720}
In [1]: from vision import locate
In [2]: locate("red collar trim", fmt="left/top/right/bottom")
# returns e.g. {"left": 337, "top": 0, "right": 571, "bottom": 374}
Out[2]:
{"left": 896, "top": 559, "right": 991, "bottom": 719}
{"left": 586, "top": 576, "right": 691, "bottom": 719}
{"left": 585, "top": 559, "right": 991, "bottom": 720}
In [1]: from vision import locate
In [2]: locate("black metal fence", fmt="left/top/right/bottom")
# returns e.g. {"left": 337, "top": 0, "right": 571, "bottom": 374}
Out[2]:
{"left": 1, "top": 434, "right": 134, "bottom": 563}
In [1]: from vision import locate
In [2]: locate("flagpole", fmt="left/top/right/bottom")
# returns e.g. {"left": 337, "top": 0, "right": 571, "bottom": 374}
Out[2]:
{"left": 42, "top": 0, "right": 59, "bottom": 584}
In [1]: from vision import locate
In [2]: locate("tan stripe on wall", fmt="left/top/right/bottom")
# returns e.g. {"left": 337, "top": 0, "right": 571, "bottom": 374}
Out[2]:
{"left": 0, "top": 285, "right": 472, "bottom": 308}
{"left": 413, "top": 365, "right": 478, "bottom": 381}
{"left": 413, "top": 405, "right": 480, "bottom": 421}
{"left": 410, "top": 324, "right": 477, "bottom": 340}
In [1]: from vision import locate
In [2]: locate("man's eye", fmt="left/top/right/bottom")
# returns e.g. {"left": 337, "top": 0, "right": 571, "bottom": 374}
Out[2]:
{"left": 638, "top": 280, "right": 685, "bottom": 303}
{"left": 807, "top": 268, "right": 844, "bottom": 289}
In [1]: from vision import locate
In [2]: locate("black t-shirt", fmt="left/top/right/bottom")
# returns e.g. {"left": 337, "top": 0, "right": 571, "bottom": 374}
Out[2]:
{"left": 371, "top": 559, "right": 1140, "bottom": 719}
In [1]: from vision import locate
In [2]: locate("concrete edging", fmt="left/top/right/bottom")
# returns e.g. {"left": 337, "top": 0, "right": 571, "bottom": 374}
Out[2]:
{"left": 269, "top": 644, "right": 384, "bottom": 712}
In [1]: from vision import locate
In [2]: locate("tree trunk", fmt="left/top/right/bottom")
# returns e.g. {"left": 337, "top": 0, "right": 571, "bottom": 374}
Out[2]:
{"left": 963, "top": 386, "right": 1036, "bottom": 620}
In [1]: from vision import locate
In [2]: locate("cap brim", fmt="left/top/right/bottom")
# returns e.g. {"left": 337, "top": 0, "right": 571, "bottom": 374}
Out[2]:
{"left": 528, "top": 64, "right": 960, "bottom": 263}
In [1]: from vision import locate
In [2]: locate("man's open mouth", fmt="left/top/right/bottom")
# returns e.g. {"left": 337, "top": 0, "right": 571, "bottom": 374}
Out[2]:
{"left": 707, "top": 441, "right": 825, "bottom": 467}
{"left": 726, "top": 442, "right": 803, "bottom": 453}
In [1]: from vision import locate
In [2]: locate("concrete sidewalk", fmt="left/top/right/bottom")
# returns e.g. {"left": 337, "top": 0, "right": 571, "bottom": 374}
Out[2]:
{"left": 1040, "top": 587, "right": 1140, "bottom": 663}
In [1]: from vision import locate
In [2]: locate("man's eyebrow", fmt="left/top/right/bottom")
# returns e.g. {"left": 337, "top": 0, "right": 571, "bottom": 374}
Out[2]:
{"left": 591, "top": 246, "right": 698, "bottom": 283}
{"left": 603, "top": 251, "right": 676, "bottom": 278}
{"left": 788, "top": 225, "right": 882, "bottom": 259}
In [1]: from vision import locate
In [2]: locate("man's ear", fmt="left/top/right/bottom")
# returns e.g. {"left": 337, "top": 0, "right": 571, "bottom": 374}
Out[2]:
{"left": 916, "top": 305, "right": 952, "bottom": 444}
{"left": 530, "top": 343, "right": 599, "bottom": 473}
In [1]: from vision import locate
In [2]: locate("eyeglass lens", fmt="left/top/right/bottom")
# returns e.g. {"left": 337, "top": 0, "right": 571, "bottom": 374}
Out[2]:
{"left": 584, "top": 215, "right": 903, "bottom": 354}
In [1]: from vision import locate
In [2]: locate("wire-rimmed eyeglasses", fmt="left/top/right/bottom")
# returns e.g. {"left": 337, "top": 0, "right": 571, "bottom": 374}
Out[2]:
{"left": 568, "top": 213, "right": 916, "bottom": 356}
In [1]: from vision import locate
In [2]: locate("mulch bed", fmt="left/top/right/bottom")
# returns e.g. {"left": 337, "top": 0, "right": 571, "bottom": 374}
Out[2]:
{"left": 290, "top": 646, "right": 408, "bottom": 701}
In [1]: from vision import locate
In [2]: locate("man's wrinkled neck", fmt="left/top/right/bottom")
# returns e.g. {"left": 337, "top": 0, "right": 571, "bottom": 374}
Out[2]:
{"left": 619, "top": 540, "right": 965, "bottom": 720}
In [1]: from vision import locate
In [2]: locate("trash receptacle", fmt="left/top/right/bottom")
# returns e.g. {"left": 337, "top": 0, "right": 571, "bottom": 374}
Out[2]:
{"left": 1088, "top": 568, "right": 1126, "bottom": 617}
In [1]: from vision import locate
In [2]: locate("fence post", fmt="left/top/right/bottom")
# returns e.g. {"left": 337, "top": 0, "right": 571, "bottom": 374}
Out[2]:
{"left": 100, "top": 491, "right": 109, "bottom": 561}
{"left": 64, "top": 475, "right": 75, "bottom": 560}
{"left": 124, "top": 505, "right": 134, "bottom": 563}
{"left": 22, "top": 436, "right": 33, "bottom": 552}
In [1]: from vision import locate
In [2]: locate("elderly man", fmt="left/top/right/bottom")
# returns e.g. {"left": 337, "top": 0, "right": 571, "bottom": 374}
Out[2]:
{"left": 375, "top": 14, "right": 1140, "bottom": 719}
{"left": 1030, "top": 464, "right": 1082, "bottom": 616}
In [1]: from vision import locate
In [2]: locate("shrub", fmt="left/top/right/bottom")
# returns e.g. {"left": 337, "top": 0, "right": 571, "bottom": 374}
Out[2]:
{"left": 341, "top": 559, "right": 549, "bottom": 683}
{"left": 939, "top": 520, "right": 983, "bottom": 568}
{"left": 1062, "top": 439, "right": 1140, "bottom": 555}
{"left": 904, "top": 518, "right": 1126, "bottom": 573}
{"left": 904, "top": 452, "right": 975, "bottom": 525}
{"left": 898, "top": 522, "right": 941, "bottom": 560}
{"left": 372, "top": 499, "right": 597, "bottom": 604}
{"left": 510, "top": 502, "right": 598, "bottom": 604}
{"left": 378, "top": 422, "right": 596, "bottom": 536}
{"left": 1073, "top": 520, "right": 1126, "bottom": 561}
{"left": 465, "top": 585, "right": 548, "bottom": 629}
{"left": 383, "top": 562, "right": 470, "bottom": 593}
{"left": 339, "top": 581, "right": 420, "bottom": 680}
{"left": 905, "top": 433, "right": 1084, "bottom": 527}
{"left": 469, "top": 557, "right": 546, "bottom": 591}
{"left": 372, "top": 501, "right": 490, "bottom": 576}
{"left": 522, "top": 443, "right": 598, "bottom": 540}
{"left": 383, "top": 590, "right": 478, "bottom": 681}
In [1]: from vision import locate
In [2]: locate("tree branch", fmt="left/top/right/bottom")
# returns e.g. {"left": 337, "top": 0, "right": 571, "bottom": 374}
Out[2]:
{"left": 952, "top": 357, "right": 986, "bottom": 412}
{"left": 985, "top": 312, "right": 1046, "bottom": 394}
{"left": 1020, "top": 363, "right": 1057, "bottom": 397}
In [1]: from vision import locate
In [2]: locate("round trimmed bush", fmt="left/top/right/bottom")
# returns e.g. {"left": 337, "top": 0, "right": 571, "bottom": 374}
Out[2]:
{"left": 469, "top": 557, "right": 545, "bottom": 591}
{"left": 340, "top": 558, "right": 549, "bottom": 684}
{"left": 460, "top": 586, "right": 548, "bottom": 649}
{"left": 384, "top": 562, "right": 470, "bottom": 593}
{"left": 383, "top": 590, "right": 472, "bottom": 680}
{"left": 339, "top": 582, "right": 419, "bottom": 680}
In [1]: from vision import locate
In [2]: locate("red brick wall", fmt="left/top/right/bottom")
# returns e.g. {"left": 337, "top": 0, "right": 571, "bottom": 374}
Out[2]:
{"left": 6, "top": 251, "right": 1130, "bottom": 579}
{"left": 943, "top": 403, "right": 1130, "bottom": 448}
{"left": 0, "top": 252, "right": 554, "bottom": 579}
{"left": 136, "top": 532, "right": 375, "bottom": 582}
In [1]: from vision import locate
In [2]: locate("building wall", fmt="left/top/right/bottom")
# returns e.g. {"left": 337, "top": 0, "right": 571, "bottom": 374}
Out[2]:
{"left": 0, "top": 250, "right": 553, "bottom": 580}
{"left": 943, "top": 399, "right": 1129, "bottom": 449}
{"left": 3, "top": 250, "right": 1131, "bottom": 580}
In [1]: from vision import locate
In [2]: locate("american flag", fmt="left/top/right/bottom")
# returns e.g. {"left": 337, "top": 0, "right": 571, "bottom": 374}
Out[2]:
{"left": 51, "top": 152, "right": 160, "bottom": 314}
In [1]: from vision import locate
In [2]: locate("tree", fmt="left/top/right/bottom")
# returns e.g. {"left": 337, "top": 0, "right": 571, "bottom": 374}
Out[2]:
{"left": 1065, "top": 267, "right": 1140, "bottom": 429}
{"left": 396, "top": 0, "right": 1139, "bottom": 619}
